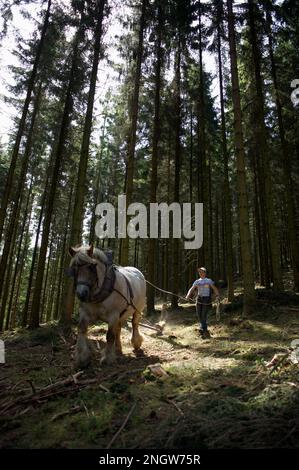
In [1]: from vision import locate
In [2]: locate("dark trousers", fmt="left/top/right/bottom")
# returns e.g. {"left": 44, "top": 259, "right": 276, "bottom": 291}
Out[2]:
{"left": 196, "top": 296, "right": 211, "bottom": 332}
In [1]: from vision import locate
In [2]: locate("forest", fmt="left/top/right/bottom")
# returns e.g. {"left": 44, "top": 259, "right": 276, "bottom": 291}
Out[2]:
{"left": 0, "top": 0, "right": 298, "bottom": 450}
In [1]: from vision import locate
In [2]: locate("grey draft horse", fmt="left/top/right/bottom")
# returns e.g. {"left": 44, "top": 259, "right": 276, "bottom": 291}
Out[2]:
{"left": 67, "top": 245, "right": 145, "bottom": 368}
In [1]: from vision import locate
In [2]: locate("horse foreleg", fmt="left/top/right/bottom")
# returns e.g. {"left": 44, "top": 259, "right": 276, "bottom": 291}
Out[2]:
{"left": 131, "top": 309, "right": 143, "bottom": 350}
{"left": 101, "top": 323, "right": 117, "bottom": 365}
{"left": 115, "top": 320, "right": 123, "bottom": 356}
{"left": 75, "top": 309, "right": 91, "bottom": 369}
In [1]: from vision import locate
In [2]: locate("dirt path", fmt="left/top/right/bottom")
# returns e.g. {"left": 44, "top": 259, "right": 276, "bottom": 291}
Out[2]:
{"left": 0, "top": 296, "right": 299, "bottom": 448}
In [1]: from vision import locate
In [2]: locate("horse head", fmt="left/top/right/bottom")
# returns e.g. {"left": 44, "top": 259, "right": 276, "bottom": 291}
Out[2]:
{"left": 66, "top": 245, "right": 113, "bottom": 303}
{"left": 67, "top": 245, "right": 98, "bottom": 302}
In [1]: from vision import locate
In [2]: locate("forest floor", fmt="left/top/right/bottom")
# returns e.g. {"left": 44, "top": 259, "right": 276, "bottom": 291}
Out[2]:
{"left": 0, "top": 288, "right": 299, "bottom": 449}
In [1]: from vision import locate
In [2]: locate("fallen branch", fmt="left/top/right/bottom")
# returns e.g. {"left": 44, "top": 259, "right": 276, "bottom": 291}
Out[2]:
{"left": 268, "top": 353, "right": 289, "bottom": 375}
{"left": 166, "top": 399, "right": 184, "bottom": 416}
{"left": 50, "top": 405, "right": 81, "bottom": 422}
{"left": 0, "top": 372, "right": 84, "bottom": 415}
{"left": 106, "top": 402, "right": 137, "bottom": 449}
{"left": 276, "top": 306, "right": 299, "bottom": 312}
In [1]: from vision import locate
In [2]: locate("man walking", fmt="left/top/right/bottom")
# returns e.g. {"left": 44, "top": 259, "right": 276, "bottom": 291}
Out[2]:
{"left": 186, "top": 267, "right": 220, "bottom": 338}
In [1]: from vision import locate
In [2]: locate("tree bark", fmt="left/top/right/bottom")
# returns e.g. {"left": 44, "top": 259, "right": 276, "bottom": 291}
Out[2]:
{"left": 120, "top": 0, "right": 147, "bottom": 266}
{"left": 22, "top": 174, "right": 49, "bottom": 327}
{"left": 29, "top": 15, "right": 85, "bottom": 329}
{"left": 197, "top": 0, "right": 208, "bottom": 270}
{"left": 62, "top": 0, "right": 106, "bottom": 324}
{"left": 0, "top": 0, "right": 51, "bottom": 242}
{"left": 55, "top": 183, "right": 74, "bottom": 321}
{"left": 0, "top": 84, "right": 42, "bottom": 303}
{"left": 10, "top": 206, "right": 33, "bottom": 329}
{"left": 265, "top": 2, "right": 299, "bottom": 290}
{"left": 89, "top": 117, "right": 106, "bottom": 245}
{"left": 247, "top": 0, "right": 282, "bottom": 290}
{"left": 4, "top": 180, "right": 34, "bottom": 330}
{"left": 227, "top": 0, "right": 255, "bottom": 313}
{"left": 147, "top": 0, "right": 162, "bottom": 313}
{"left": 171, "top": 41, "right": 181, "bottom": 309}
{"left": 217, "top": 16, "right": 234, "bottom": 301}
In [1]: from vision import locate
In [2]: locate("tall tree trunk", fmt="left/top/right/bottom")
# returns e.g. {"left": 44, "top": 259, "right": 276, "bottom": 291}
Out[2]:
{"left": 265, "top": 2, "right": 299, "bottom": 290}
{"left": 247, "top": 0, "right": 282, "bottom": 290}
{"left": 120, "top": 0, "right": 146, "bottom": 266}
{"left": 89, "top": 117, "right": 106, "bottom": 245}
{"left": 46, "top": 242, "right": 60, "bottom": 323}
{"left": 215, "top": 198, "right": 220, "bottom": 280}
{"left": 59, "top": 183, "right": 76, "bottom": 322}
{"left": 197, "top": 0, "right": 209, "bottom": 269}
{"left": 251, "top": 138, "right": 270, "bottom": 287}
{"left": 208, "top": 152, "right": 213, "bottom": 275}
{"left": 217, "top": 17, "right": 234, "bottom": 301}
{"left": 171, "top": 41, "right": 181, "bottom": 309}
{"left": 55, "top": 184, "right": 74, "bottom": 321}
{"left": 163, "top": 137, "right": 171, "bottom": 302}
{"left": 42, "top": 236, "right": 54, "bottom": 323}
{"left": 0, "top": 194, "right": 22, "bottom": 330}
{"left": 22, "top": 174, "right": 49, "bottom": 327}
{"left": 252, "top": 151, "right": 264, "bottom": 285}
{"left": 29, "top": 16, "right": 84, "bottom": 329}
{"left": 221, "top": 197, "right": 227, "bottom": 280}
{"left": 4, "top": 180, "right": 34, "bottom": 330}
{"left": 11, "top": 211, "right": 33, "bottom": 329}
{"left": 62, "top": 0, "right": 106, "bottom": 324}
{"left": 227, "top": 0, "right": 255, "bottom": 313}
{"left": 147, "top": 0, "right": 162, "bottom": 313}
{"left": 0, "top": 83, "right": 41, "bottom": 329}
{"left": 0, "top": 0, "right": 51, "bottom": 242}
{"left": 0, "top": 84, "right": 42, "bottom": 303}
{"left": 189, "top": 105, "right": 194, "bottom": 202}
{"left": 188, "top": 105, "right": 194, "bottom": 288}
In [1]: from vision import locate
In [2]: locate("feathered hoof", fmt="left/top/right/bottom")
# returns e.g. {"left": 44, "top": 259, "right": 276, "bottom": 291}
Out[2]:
{"left": 131, "top": 333, "right": 144, "bottom": 351}
{"left": 74, "top": 354, "right": 91, "bottom": 370}
{"left": 100, "top": 351, "right": 116, "bottom": 366}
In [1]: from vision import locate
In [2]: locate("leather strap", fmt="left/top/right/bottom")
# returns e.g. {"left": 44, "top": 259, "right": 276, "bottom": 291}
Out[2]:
{"left": 90, "top": 264, "right": 116, "bottom": 303}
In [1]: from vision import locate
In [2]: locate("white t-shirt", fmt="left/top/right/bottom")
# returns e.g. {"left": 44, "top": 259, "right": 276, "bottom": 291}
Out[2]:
{"left": 192, "top": 277, "right": 214, "bottom": 297}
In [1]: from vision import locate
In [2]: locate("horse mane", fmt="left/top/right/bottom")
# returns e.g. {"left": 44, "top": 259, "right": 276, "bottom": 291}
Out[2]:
{"left": 70, "top": 246, "right": 108, "bottom": 266}
{"left": 93, "top": 247, "right": 109, "bottom": 264}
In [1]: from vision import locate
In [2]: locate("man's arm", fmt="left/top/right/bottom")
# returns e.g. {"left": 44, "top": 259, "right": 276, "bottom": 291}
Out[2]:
{"left": 211, "top": 284, "right": 220, "bottom": 297}
{"left": 186, "top": 285, "right": 197, "bottom": 299}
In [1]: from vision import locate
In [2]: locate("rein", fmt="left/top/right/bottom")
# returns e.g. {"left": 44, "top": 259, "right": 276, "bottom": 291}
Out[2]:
{"left": 144, "top": 279, "right": 218, "bottom": 306}
{"left": 71, "top": 256, "right": 220, "bottom": 316}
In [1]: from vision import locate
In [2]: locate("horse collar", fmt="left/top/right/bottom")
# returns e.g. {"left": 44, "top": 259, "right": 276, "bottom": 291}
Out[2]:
{"left": 90, "top": 263, "right": 116, "bottom": 304}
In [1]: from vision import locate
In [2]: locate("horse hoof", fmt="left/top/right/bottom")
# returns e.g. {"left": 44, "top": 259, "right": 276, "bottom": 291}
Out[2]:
{"left": 74, "top": 357, "right": 91, "bottom": 370}
{"left": 100, "top": 354, "right": 116, "bottom": 366}
{"left": 131, "top": 334, "right": 144, "bottom": 350}
{"left": 133, "top": 348, "right": 145, "bottom": 357}
{"left": 75, "top": 361, "right": 90, "bottom": 370}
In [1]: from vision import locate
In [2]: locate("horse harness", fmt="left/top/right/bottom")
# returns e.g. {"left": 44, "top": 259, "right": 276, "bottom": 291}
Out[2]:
{"left": 72, "top": 259, "right": 136, "bottom": 317}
